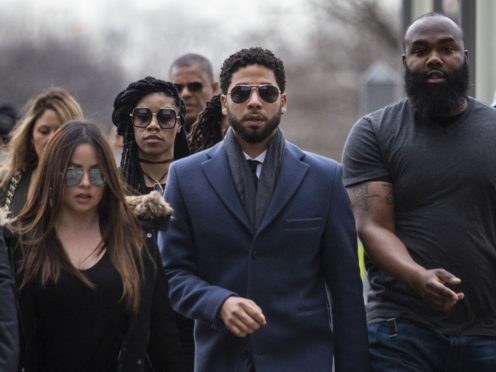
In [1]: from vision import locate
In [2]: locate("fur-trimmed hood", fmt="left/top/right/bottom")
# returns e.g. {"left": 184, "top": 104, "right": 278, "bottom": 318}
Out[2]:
{"left": 126, "top": 191, "right": 172, "bottom": 232}
{"left": 0, "top": 191, "right": 172, "bottom": 229}
{"left": 126, "top": 190, "right": 172, "bottom": 222}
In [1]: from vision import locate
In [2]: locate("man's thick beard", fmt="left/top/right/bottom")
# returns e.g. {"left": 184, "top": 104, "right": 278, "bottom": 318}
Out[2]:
{"left": 405, "top": 62, "right": 469, "bottom": 118}
{"left": 228, "top": 110, "right": 282, "bottom": 144}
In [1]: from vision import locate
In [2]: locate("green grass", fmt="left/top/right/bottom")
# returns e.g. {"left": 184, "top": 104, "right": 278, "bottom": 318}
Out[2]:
{"left": 358, "top": 240, "right": 366, "bottom": 279}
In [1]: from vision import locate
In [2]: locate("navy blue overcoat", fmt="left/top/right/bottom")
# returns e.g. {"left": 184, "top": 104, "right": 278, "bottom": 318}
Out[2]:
{"left": 160, "top": 140, "right": 369, "bottom": 372}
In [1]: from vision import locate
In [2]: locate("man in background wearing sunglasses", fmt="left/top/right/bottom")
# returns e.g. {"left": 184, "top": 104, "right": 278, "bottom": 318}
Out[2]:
{"left": 169, "top": 53, "right": 219, "bottom": 133}
{"left": 160, "top": 47, "right": 369, "bottom": 372}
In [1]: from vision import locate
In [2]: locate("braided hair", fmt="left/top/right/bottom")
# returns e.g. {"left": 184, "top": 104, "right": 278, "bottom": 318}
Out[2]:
{"left": 112, "top": 76, "right": 189, "bottom": 194}
{"left": 187, "top": 94, "right": 223, "bottom": 153}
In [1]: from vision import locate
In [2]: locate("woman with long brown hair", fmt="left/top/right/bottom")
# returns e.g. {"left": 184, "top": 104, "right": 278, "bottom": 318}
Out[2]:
{"left": 6, "top": 121, "right": 180, "bottom": 371}
{"left": 0, "top": 87, "right": 83, "bottom": 216}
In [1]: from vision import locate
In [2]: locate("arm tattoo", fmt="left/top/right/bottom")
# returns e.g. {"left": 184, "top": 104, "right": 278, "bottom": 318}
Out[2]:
{"left": 381, "top": 183, "right": 394, "bottom": 206}
{"left": 348, "top": 182, "right": 394, "bottom": 211}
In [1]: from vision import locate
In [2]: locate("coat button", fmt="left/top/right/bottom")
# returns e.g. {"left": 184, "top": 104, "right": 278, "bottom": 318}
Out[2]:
{"left": 252, "top": 250, "right": 258, "bottom": 258}
{"left": 146, "top": 232, "right": 152, "bottom": 238}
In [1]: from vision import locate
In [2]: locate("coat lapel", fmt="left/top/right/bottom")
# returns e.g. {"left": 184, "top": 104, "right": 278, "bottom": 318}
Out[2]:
{"left": 202, "top": 144, "right": 252, "bottom": 232}
{"left": 258, "top": 142, "right": 308, "bottom": 233}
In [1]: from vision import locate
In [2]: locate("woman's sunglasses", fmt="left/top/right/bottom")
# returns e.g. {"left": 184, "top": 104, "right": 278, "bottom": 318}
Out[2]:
{"left": 65, "top": 166, "right": 105, "bottom": 187}
{"left": 228, "top": 84, "right": 280, "bottom": 104}
{"left": 130, "top": 107, "right": 179, "bottom": 129}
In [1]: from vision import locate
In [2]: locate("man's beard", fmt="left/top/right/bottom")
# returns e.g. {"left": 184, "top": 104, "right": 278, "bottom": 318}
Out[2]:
{"left": 227, "top": 109, "right": 282, "bottom": 144}
{"left": 405, "top": 61, "right": 469, "bottom": 118}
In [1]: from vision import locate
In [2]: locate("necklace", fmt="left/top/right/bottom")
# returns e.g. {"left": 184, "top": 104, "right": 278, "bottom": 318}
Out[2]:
{"left": 142, "top": 168, "right": 169, "bottom": 193}
{"left": 138, "top": 157, "right": 174, "bottom": 164}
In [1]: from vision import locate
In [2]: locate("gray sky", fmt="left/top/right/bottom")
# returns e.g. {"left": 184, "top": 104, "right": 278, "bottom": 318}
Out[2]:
{"left": 3, "top": 0, "right": 314, "bottom": 78}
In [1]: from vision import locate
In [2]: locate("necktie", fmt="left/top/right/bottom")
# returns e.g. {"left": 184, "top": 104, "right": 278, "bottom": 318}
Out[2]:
{"left": 247, "top": 159, "right": 259, "bottom": 190}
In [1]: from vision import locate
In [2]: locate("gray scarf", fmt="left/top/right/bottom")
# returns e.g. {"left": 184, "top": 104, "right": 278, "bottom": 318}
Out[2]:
{"left": 224, "top": 128, "right": 285, "bottom": 230}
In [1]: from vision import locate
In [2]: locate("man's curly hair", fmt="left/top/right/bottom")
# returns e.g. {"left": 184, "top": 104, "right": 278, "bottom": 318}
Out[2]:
{"left": 112, "top": 76, "right": 189, "bottom": 194}
{"left": 219, "top": 47, "right": 286, "bottom": 93}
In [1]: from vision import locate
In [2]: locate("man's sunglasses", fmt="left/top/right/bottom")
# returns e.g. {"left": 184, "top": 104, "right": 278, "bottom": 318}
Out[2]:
{"left": 66, "top": 166, "right": 105, "bottom": 187}
{"left": 130, "top": 107, "right": 179, "bottom": 129}
{"left": 228, "top": 84, "right": 280, "bottom": 104}
{"left": 174, "top": 82, "right": 203, "bottom": 93}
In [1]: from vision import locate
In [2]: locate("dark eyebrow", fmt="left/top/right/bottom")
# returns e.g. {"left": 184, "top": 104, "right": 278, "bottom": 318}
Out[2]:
{"left": 234, "top": 83, "right": 274, "bottom": 87}
{"left": 68, "top": 163, "right": 100, "bottom": 169}
{"left": 411, "top": 36, "right": 457, "bottom": 46}
{"left": 437, "top": 37, "right": 458, "bottom": 44}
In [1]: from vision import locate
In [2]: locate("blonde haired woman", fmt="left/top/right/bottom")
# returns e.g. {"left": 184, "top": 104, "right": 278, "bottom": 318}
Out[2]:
{"left": 0, "top": 87, "right": 82, "bottom": 215}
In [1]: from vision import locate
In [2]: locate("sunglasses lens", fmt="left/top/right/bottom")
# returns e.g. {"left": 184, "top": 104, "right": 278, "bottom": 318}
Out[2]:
{"left": 66, "top": 167, "right": 105, "bottom": 187}
{"left": 230, "top": 85, "right": 279, "bottom": 104}
{"left": 174, "top": 82, "right": 203, "bottom": 93}
{"left": 157, "top": 109, "right": 177, "bottom": 129}
{"left": 188, "top": 82, "right": 203, "bottom": 92}
{"left": 88, "top": 168, "right": 105, "bottom": 187}
{"left": 258, "top": 85, "right": 279, "bottom": 103}
{"left": 132, "top": 108, "right": 152, "bottom": 128}
{"left": 230, "top": 86, "right": 252, "bottom": 103}
{"left": 66, "top": 167, "right": 84, "bottom": 186}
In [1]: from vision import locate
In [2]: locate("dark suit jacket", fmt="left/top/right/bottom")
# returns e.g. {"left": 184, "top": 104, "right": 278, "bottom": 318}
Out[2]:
{"left": 160, "top": 140, "right": 369, "bottom": 372}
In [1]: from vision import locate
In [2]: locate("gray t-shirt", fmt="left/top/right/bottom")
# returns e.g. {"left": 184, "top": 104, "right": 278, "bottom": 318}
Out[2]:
{"left": 342, "top": 97, "right": 496, "bottom": 336}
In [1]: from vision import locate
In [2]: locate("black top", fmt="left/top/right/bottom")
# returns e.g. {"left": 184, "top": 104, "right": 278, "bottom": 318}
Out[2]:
{"left": 7, "top": 220, "right": 182, "bottom": 372}
{"left": 342, "top": 97, "right": 496, "bottom": 336}
{"left": 33, "top": 253, "right": 127, "bottom": 371}
{"left": 141, "top": 210, "right": 195, "bottom": 372}
{"left": 0, "top": 227, "right": 18, "bottom": 372}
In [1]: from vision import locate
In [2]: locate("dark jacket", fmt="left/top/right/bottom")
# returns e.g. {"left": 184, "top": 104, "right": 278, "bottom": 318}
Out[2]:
{"left": 128, "top": 192, "right": 193, "bottom": 372}
{"left": 6, "top": 192, "right": 182, "bottom": 372}
{"left": 0, "top": 170, "right": 32, "bottom": 217}
{"left": 162, "top": 141, "right": 370, "bottom": 372}
{"left": 122, "top": 191, "right": 182, "bottom": 371}
{"left": 0, "top": 224, "right": 19, "bottom": 372}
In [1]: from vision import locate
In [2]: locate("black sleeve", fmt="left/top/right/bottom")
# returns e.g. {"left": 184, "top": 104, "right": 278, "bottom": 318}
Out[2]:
{"left": 0, "top": 228, "right": 19, "bottom": 372}
{"left": 147, "top": 240, "right": 183, "bottom": 372}
{"left": 342, "top": 116, "right": 390, "bottom": 187}
{"left": 4, "top": 229, "right": 38, "bottom": 372}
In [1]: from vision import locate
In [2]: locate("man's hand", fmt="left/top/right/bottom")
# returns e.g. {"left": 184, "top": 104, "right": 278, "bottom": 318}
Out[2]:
{"left": 411, "top": 268, "right": 464, "bottom": 311}
{"left": 220, "top": 296, "right": 266, "bottom": 337}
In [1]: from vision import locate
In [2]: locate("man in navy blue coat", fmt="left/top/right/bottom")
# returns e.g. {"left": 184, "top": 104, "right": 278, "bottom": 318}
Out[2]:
{"left": 160, "top": 47, "right": 369, "bottom": 372}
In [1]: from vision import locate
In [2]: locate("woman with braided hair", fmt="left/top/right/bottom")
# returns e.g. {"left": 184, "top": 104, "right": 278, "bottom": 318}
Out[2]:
{"left": 112, "top": 76, "right": 189, "bottom": 195}
{"left": 112, "top": 76, "right": 194, "bottom": 372}
{"left": 187, "top": 94, "right": 228, "bottom": 154}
